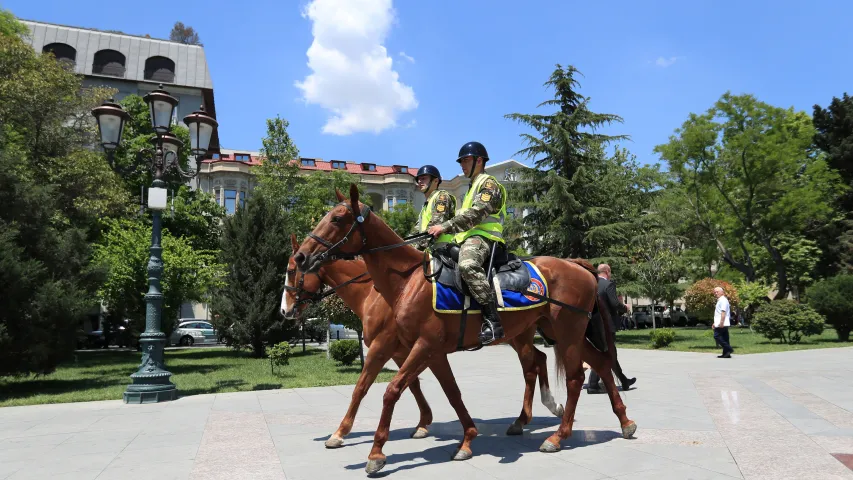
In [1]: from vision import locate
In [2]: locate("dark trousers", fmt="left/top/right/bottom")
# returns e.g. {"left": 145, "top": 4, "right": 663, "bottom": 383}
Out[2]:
{"left": 588, "top": 333, "right": 628, "bottom": 388}
{"left": 714, "top": 327, "right": 732, "bottom": 355}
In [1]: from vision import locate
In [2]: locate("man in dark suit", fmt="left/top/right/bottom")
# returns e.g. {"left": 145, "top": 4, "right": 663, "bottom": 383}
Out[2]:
{"left": 588, "top": 263, "right": 637, "bottom": 394}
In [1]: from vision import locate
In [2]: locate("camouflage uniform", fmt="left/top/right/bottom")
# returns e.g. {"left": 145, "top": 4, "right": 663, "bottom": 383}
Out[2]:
{"left": 410, "top": 189, "right": 456, "bottom": 250}
{"left": 439, "top": 174, "right": 505, "bottom": 307}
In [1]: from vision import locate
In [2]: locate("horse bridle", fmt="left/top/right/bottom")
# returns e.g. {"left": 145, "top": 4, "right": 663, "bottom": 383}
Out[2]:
{"left": 305, "top": 202, "right": 373, "bottom": 264}
{"left": 283, "top": 266, "right": 371, "bottom": 309}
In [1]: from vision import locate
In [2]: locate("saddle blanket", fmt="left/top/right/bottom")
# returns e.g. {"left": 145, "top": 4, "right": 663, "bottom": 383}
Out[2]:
{"left": 432, "top": 261, "right": 549, "bottom": 314}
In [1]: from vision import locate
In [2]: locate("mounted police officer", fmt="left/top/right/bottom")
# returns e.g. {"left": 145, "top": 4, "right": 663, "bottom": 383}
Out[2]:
{"left": 410, "top": 165, "right": 456, "bottom": 250}
{"left": 428, "top": 141, "right": 507, "bottom": 345}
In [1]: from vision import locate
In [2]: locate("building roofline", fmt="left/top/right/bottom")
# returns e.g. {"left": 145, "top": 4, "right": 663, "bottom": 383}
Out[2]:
{"left": 19, "top": 18, "right": 201, "bottom": 47}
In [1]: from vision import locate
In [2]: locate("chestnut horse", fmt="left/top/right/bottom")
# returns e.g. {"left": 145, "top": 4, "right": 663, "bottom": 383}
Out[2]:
{"left": 295, "top": 186, "right": 635, "bottom": 474}
{"left": 281, "top": 235, "right": 565, "bottom": 447}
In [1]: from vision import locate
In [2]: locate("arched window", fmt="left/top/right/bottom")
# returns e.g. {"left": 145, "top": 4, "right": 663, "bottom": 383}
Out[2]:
{"left": 42, "top": 43, "right": 76, "bottom": 68}
{"left": 93, "top": 49, "right": 126, "bottom": 77}
{"left": 144, "top": 56, "right": 175, "bottom": 83}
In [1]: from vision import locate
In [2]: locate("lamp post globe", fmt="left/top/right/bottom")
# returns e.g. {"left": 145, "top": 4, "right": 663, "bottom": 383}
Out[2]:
{"left": 182, "top": 105, "right": 218, "bottom": 157}
{"left": 91, "top": 98, "right": 130, "bottom": 151}
{"left": 143, "top": 84, "right": 179, "bottom": 135}
{"left": 154, "top": 131, "right": 183, "bottom": 159}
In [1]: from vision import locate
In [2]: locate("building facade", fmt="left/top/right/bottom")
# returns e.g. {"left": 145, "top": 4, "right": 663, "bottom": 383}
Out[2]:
{"left": 19, "top": 19, "right": 220, "bottom": 152}
{"left": 197, "top": 150, "right": 420, "bottom": 215}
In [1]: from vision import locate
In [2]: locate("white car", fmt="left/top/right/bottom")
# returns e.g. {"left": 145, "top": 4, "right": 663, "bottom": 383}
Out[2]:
{"left": 169, "top": 320, "right": 218, "bottom": 346}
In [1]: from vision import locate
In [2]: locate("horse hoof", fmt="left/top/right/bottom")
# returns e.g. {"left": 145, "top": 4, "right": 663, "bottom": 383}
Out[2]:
{"left": 411, "top": 427, "right": 429, "bottom": 439}
{"left": 506, "top": 421, "right": 524, "bottom": 436}
{"left": 453, "top": 448, "right": 473, "bottom": 461}
{"left": 325, "top": 435, "right": 344, "bottom": 449}
{"left": 555, "top": 404, "right": 565, "bottom": 417}
{"left": 365, "top": 459, "right": 386, "bottom": 475}
{"left": 539, "top": 440, "right": 561, "bottom": 453}
{"left": 622, "top": 421, "right": 637, "bottom": 439}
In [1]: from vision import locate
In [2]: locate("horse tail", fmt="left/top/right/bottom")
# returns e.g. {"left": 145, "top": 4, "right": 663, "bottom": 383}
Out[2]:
{"left": 553, "top": 343, "right": 566, "bottom": 386}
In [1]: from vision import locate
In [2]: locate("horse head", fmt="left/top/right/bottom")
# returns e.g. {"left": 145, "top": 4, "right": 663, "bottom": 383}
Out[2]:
{"left": 281, "top": 233, "right": 326, "bottom": 320}
{"left": 294, "top": 184, "right": 369, "bottom": 274}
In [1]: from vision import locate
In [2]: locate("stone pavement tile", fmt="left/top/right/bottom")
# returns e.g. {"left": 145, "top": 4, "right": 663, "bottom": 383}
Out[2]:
{"left": 124, "top": 430, "right": 204, "bottom": 451}
{"left": 811, "top": 435, "right": 853, "bottom": 454}
{"left": 613, "top": 428, "right": 725, "bottom": 448}
{"left": 693, "top": 375, "right": 853, "bottom": 479}
{"left": 97, "top": 460, "right": 195, "bottom": 480}
{"left": 107, "top": 444, "right": 198, "bottom": 468}
{"left": 834, "top": 454, "right": 853, "bottom": 472}
{"left": 461, "top": 436, "right": 609, "bottom": 480}
{"left": 550, "top": 443, "right": 694, "bottom": 478}
{"left": 611, "top": 463, "right": 741, "bottom": 480}
{"left": 257, "top": 390, "right": 306, "bottom": 412}
{"left": 812, "top": 427, "right": 853, "bottom": 437}
{"left": 211, "top": 393, "right": 262, "bottom": 412}
{"left": 7, "top": 468, "right": 105, "bottom": 480}
{"left": 191, "top": 462, "right": 285, "bottom": 480}
{"left": 0, "top": 432, "right": 73, "bottom": 450}
{"left": 13, "top": 415, "right": 103, "bottom": 437}
{"left": 762, "top": 378, "right": 853, "bottom": 428}
{"left": 625, "top": 443, "right": 742, "bottom": 478}
{"left": 0, "top": 422, "right": 40, "bottom": 440}
{"left": 2, "top": 451, "right": 117, "bottom": 479}
{"left": 293, "top": 387, "right": 351, "bottom": 406}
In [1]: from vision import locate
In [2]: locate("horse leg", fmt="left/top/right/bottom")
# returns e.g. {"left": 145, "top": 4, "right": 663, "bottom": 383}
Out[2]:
{"left": 540, "top": 310, "right": 588, "bottom": 453}
{"left": 582, "top": 341, "right": 636, "bottom": 438}
{"left": 398, "top": 352, "right": 433, "bottom": 439}
{"left": 506, "top": 327, "right": 553, "bottom": 435}
{"left": 366, "top": 339, "right": 434, "bottom": 475}
{"left": 426, "top": 354, "right": 479, "bottom": 460}
{"left": 535, "top": 345, "right": 564, "bottom": 418}
{"left": 325, "top": 335, "right": 395, "bottom": 448}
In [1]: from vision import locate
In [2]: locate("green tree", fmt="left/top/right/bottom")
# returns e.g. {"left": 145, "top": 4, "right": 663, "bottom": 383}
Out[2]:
{"left": 161, "top": 186, "right": 226, "bottom": 251}
{"left": 210, "top": 194, "right": 291, "bottom": 357}
{"left": 0, "top": 26, "right": 131, "bottom": 375}
{"left": 376, "top": 203, "right": 418, "bottom": 237}
{"left": 655, "top": 92, "right": 846, "bottom": 298}
{"left": 807, "top": 274, "right": 853, "bottom": 341}
{"left": 93, "top": 217, "right": 224, "bottom": 338}
{"left": 504, "top": 65, "right": 656, "bottom": 259}
{"left": 735, "top": 279, "right": 770, "bottom": 324}
{"left": 0, "top": 9, "right": 27, "bottom": 37}
{"left": 752, "top": 300, "right": 825, "bottom": 344}
{"left": 318, "top": 294, "right": 364, "bottom": 369}
{"left": 813, "top": 93, "right": 853, "bottom": 273}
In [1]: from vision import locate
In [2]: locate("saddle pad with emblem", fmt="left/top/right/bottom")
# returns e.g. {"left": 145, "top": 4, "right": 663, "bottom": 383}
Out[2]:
{"left": 431, "top": 260, "right": 549, "bottom": 314}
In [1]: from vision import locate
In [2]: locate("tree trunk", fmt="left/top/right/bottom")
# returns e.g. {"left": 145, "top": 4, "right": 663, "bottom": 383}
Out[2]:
{"left": 651, "top": 300, "right": 656, "bottom": 329}
{"left": 763, "top": 241, "right": 789, "bottom": 300}
{"left": 251, "top": 339, "right": 265, "bottom": 358}
{"left": 357, "top": 330, "right": 364, "bottom": 371}
{"left": 301, "top": 320, "right": 306, "bottom": 353}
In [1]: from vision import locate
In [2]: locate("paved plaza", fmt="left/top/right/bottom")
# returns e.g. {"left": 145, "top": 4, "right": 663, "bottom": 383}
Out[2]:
{"left": 1, "top": 344, "right": 852, "bottom": 479}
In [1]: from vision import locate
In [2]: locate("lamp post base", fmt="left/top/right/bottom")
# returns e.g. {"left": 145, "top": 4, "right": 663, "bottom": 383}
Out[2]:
{"left": 123, "top": 384, "right": 178, "bottom": 404}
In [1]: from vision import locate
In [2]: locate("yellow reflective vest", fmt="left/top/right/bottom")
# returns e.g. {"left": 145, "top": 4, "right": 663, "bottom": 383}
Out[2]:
{"left": 454, "top": 173, "right": 507, "bottom": 244}
{"left": 418, "top": 190, "right": 456, "bottom": 245}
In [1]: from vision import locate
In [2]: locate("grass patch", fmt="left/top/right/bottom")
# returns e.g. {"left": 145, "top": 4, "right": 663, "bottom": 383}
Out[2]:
{"left": 613, "top": 326, "right": 849, "bottom": 354}
{"left": 0, "top": 347, "right": 395, "bottom": 407}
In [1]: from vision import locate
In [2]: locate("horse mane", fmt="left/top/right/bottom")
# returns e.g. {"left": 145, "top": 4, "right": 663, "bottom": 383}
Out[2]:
{"left": 565, "top": 257, "right": 597, "bottom": 277}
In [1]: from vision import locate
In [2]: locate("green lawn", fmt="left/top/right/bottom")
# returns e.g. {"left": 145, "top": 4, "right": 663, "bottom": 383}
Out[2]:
{"left": 0, "top": 347, "right": 396, "bottom": 407}
{"left": 613, "top": 326, "right": 850, "bottom": 354}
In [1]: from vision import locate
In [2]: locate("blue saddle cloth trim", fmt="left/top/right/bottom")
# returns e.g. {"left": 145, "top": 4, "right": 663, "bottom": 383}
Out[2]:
{"left": 433, "top": 261, "right": 548, "bottom": 314}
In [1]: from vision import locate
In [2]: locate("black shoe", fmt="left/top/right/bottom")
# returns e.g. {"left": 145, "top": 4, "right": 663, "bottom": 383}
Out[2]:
{"left": 718, "top": 353, "right": 731, "bottom": 358}
{"left": 479, "top": 301, "right": 505, "bottom": 345}
{"left": 619, "top": 376, "right": 637, "bottom": 390}
{"left": 587, "top": 383, "right": 605, "bottom": 394}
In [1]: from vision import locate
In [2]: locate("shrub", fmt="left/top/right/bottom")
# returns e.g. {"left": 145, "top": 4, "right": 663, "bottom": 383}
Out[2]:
{"left": 752, "top": 300, "right": 825, "bottom": 344}
{"left": 684, "top": 279, "right": 741, "bottom": 325}
{"left": 807, "top": 275, "right": 853, "bottom": 342}
{"left": 649, "top": 328, "right": 676, "bottom": 349}
{"left": 267, "top": 341, "right": 293, "bottom": 374}
{"left": 330, "top": 339, "right": 361, "bottom": 366}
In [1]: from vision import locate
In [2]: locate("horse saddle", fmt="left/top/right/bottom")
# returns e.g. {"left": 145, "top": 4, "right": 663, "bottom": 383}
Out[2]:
{"left": 429, "top": 243, "right": 531, "bottom": 297}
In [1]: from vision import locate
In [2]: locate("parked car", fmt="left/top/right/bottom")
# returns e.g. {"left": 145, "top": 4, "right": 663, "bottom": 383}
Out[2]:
{"left": 667, "top": 307, "right": 689, "bottom": 327}
{"left": 169, "top": 320, "right": 218, "bottom": 346}
{"left": 632, "top": 305, "right": 665, "bottom": 328}
{"left": 329, "top": 323, "right": 359, "bottom": 340}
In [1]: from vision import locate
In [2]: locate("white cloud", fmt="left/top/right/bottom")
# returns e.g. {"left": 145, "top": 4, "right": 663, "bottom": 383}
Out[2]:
{"left": 655, "top": 56, "right": 680, "bottom": 68}
{"left": 294, "top": 0, "right": 418, "bottom": 135}
{"left": 399, "top": 51, "right": 415, "bottom": 63}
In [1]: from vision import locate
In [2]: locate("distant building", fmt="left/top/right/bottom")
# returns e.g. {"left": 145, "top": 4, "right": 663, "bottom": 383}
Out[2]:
{"left": 197, "top": 150, "right": 418, "bottom": 215}
{"left": 18, "top": 19, "right": 220, "bottom": 152}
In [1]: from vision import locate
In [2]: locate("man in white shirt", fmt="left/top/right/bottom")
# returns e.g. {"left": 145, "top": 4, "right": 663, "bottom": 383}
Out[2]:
{"left": 713, "top": 287, "right": 733, "bottom": 358}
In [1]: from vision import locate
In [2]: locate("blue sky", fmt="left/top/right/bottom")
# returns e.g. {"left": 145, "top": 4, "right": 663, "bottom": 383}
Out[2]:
{"left": 4, "top": 0, "right": 853, "bottom": 176}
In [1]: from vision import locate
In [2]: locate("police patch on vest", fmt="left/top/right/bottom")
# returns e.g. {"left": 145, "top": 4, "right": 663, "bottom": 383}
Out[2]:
{"left": 524, "top": 278, "right": 545, "bottom": 302}
{"left": 479, "top": 192, "right": 491, "bottom": 202}
{"left": 436, "top": 203, "right": 446, "bottom": 212}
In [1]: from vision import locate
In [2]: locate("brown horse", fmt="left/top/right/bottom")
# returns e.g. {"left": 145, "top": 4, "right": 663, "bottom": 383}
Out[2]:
{"left": 294, "top": 185, "right": 635, "bottom": 474}
{"left": 281, "top": 234, "right": 565, "bottom": 449}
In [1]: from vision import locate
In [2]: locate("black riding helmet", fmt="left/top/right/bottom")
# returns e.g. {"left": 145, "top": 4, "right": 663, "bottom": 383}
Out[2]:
{"left": 415, "top": 164, "right": 442, "bottom": 185}
{"left": 456, "top": 141, "right": 489, "bottom": 163}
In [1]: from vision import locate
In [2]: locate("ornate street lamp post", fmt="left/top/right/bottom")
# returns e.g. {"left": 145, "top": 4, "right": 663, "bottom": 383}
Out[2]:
{"left": 92, "top": 85, "right": 218, "bottom": 404}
